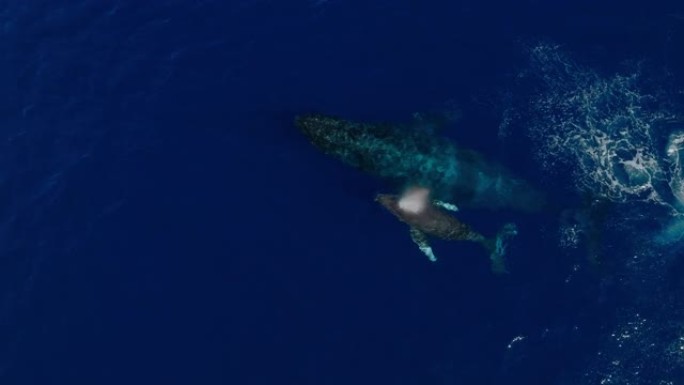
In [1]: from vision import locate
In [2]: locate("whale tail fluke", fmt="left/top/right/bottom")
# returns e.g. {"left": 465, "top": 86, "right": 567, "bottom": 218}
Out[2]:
{"left": 481, "top": 223, "right": 518, "bottom": 274}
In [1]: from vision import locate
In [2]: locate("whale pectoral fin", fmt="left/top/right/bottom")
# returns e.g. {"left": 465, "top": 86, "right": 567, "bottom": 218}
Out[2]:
{"left": 432, "top": 200, "right": 459, "bottom": 212}
{"left": 410, "top": 227, "right": 437, "bottom": 262}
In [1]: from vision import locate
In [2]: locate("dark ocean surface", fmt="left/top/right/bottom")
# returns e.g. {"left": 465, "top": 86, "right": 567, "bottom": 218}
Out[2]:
{"left": 1, "top": 1, "right": 684, "bottom": 384}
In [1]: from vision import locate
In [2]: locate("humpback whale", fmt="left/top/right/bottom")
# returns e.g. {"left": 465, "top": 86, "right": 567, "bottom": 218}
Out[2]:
{"left": 376, "top": 186, "right": 517, "bottom": 273}
{"left": 295, "top": 114, "right": 544, "bottom": 212}
{"left": 295, "top": 113, "right": 541, "bottom": 271}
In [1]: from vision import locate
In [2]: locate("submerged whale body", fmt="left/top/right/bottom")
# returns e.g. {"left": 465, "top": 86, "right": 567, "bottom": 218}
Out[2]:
{"left": 295, "top": 113, "right": 545, "bottom": 212}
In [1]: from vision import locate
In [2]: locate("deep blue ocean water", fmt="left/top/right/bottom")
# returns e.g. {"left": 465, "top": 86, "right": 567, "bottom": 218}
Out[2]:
{"left": 1, "top": 1, "right": 684, "bottom": 384}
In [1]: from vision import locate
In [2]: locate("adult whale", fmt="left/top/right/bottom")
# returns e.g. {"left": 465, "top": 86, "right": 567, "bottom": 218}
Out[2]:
{"left": 295, "top": 113, "right": 545, "bottom": 212}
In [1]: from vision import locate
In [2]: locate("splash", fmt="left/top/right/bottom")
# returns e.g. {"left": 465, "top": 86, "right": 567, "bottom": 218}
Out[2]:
{"left": 506, "top": 43, "right": 681, "bottom": 209}
{"left": 503, "top": 42, "right": 684, "bottom": 385}
{"left": 508, "top": 43, "right": 684, "bottom": 250}
{"left": 666, "top": 131, "right": 684, "bottom": 209}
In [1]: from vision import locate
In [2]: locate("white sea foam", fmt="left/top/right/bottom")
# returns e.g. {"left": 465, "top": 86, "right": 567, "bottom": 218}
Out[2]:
{"left": 501, "top": 45, "right": 684, "bottom": 382}
{"left": 511, "top": 43, "right": 681, "bottom": 210}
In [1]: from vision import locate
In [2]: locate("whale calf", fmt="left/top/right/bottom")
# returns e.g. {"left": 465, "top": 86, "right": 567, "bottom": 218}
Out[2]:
{"left": 376, "top": 186, "right": 517, "bottom": 273}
